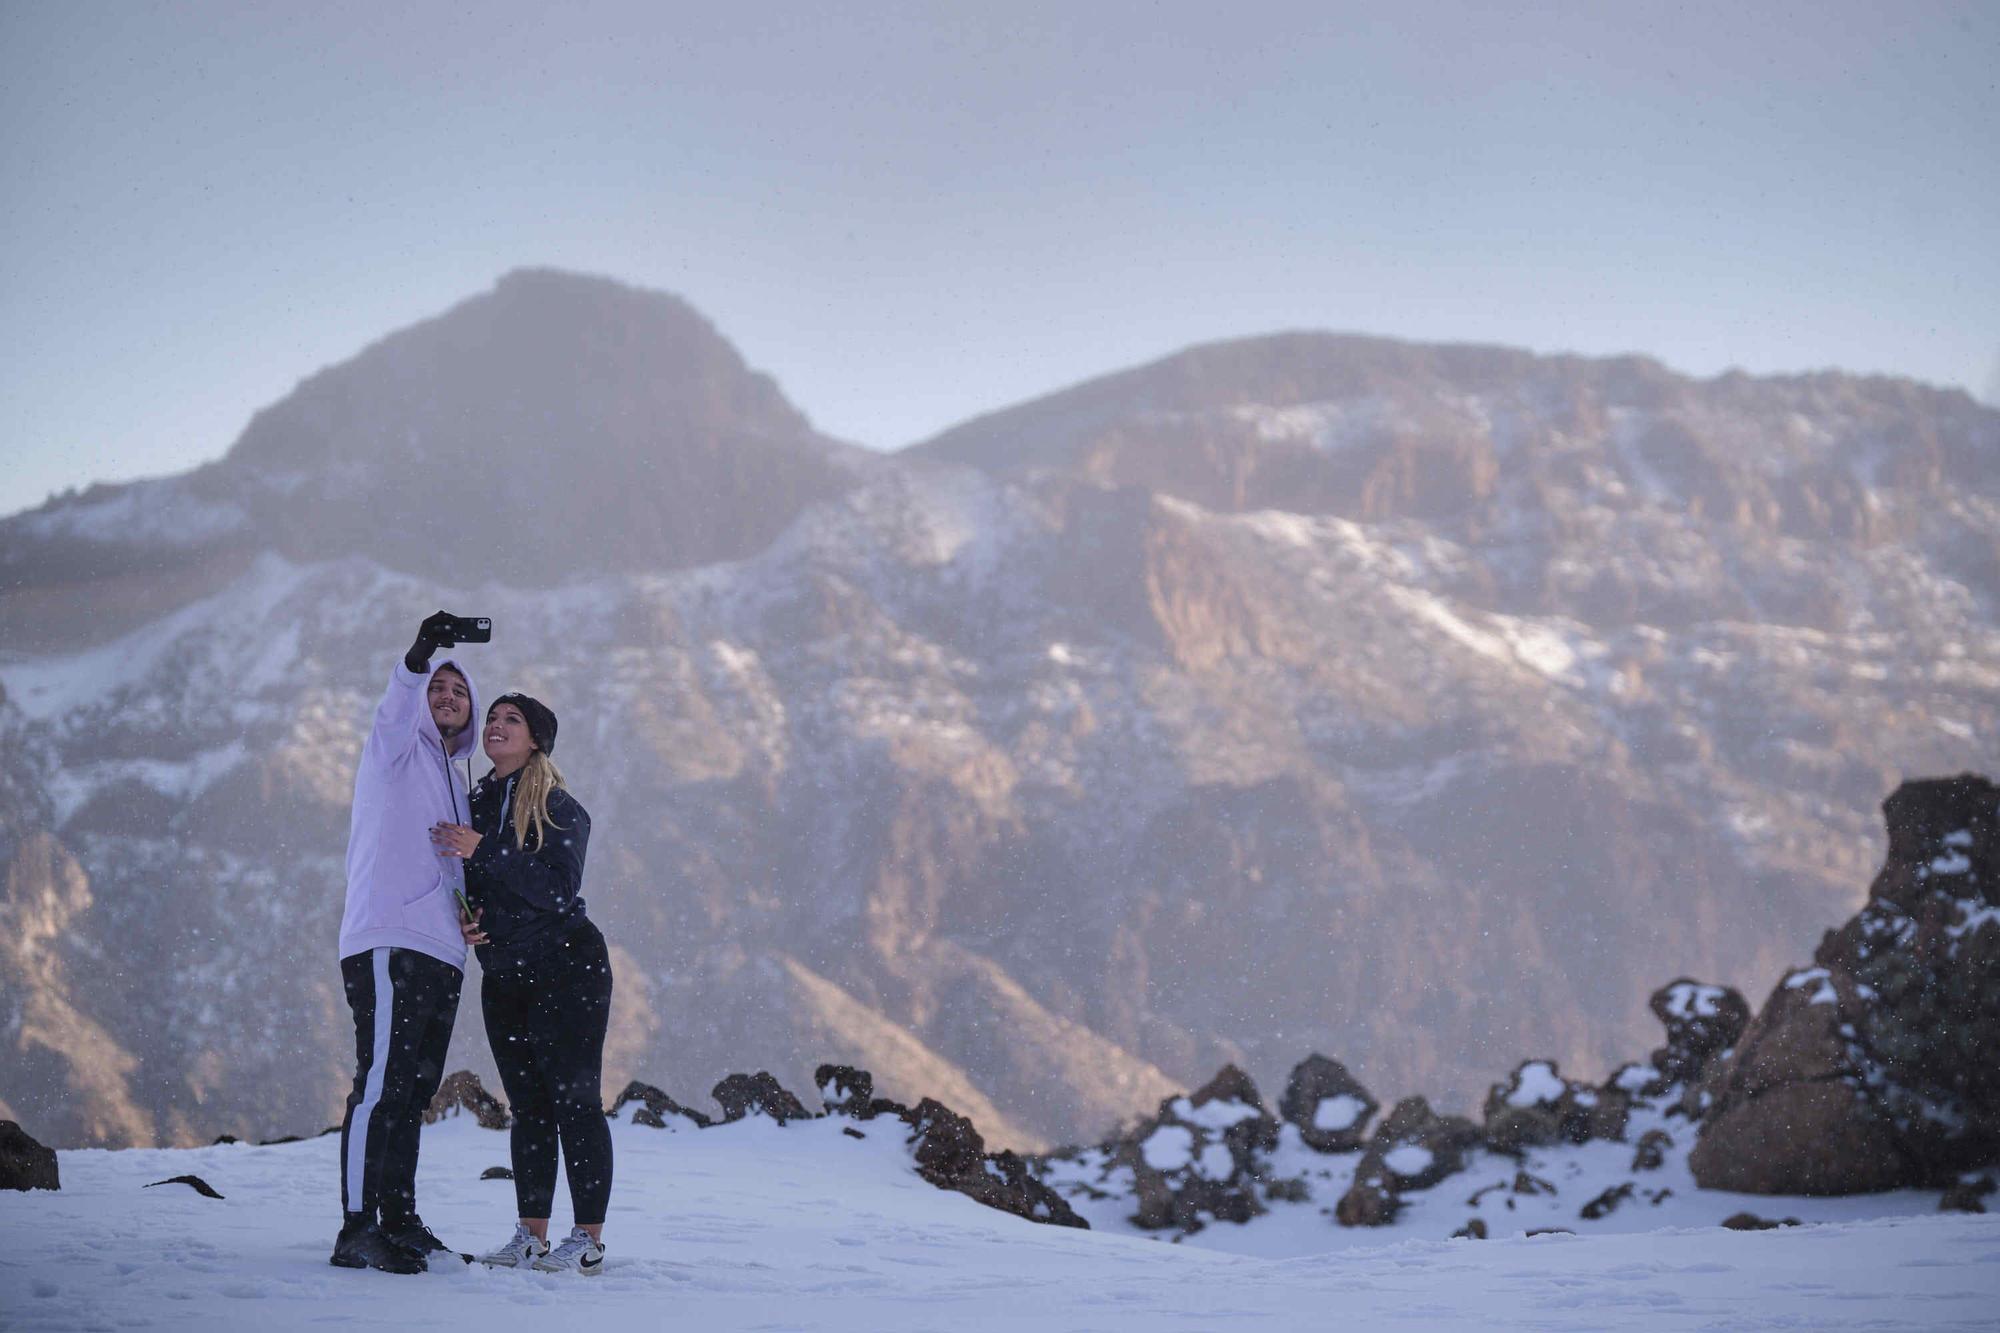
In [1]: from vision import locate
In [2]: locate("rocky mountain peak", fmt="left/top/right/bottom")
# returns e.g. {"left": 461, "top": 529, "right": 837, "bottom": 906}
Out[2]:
{"left": 1, "top": 269, "right": 861, "bottom": 598}
{"left": 216, "top": 267, "right": 862, "bottom": 581}
{"left": 226, "top": 268, "right": 812, "bottom": 477}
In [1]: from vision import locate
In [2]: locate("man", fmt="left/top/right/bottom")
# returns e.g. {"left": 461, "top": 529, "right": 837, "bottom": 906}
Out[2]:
{"left": 331, "top": 612, "right": 482, "bottom": 1273}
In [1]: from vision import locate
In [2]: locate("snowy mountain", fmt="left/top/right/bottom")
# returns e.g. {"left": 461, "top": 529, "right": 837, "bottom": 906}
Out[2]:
{"left": 2, "top": 269, "right": 1997, "bottom": 1151}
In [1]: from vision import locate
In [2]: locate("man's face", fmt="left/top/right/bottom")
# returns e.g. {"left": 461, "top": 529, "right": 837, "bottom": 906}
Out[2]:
{"left": 427, "top": 669, "right": 471, "bottom": 737}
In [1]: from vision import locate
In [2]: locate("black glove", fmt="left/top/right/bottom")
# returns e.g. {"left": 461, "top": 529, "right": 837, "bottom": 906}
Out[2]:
{"left": 405, "top": 610, "right": 459, "bottom": 674}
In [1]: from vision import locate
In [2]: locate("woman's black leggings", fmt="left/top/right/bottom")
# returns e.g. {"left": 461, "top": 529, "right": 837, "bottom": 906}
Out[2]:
{"left": 481, "top": 920, "right": 614, "bottom": 1226}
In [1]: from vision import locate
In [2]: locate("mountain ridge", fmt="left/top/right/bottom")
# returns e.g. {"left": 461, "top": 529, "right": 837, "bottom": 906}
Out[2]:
{"left": 2, "top": 270, "right": 1995, "bottom": 1152}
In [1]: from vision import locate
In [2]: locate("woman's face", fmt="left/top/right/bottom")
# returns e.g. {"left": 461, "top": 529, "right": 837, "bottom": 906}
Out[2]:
{"left": 483, "top": 702, "right": 535, "bottom": 770}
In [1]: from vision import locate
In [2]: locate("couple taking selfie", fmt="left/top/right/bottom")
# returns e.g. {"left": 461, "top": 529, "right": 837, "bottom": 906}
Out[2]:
{"left": 330, "top": 611, "right": 612, "bottom": 1275}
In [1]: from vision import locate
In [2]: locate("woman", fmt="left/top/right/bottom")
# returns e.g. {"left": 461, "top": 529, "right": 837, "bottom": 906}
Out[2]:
{"left": 431, "top": 691, "right": 611, "bottom": 1275}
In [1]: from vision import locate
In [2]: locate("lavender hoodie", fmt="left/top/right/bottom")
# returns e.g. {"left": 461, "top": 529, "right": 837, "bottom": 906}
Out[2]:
{"left": 337, "top": 655, "right": 481, "bottom": 968}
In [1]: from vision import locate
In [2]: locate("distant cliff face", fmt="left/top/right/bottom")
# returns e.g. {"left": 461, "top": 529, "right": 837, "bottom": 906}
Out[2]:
{"left": 2, "top": 274, "right": 1996, "bottom": 1150}
{"left": 913, "top": 331, "right": 1998, "bottom": 624}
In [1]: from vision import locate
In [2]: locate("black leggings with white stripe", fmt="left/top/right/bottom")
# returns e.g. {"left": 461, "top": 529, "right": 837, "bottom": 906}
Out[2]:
{"left": 338, "top": 947, "right": 462, "bottom": 1223}
{"left": 481, "top": 920, "right": 614, "bottom": 1226}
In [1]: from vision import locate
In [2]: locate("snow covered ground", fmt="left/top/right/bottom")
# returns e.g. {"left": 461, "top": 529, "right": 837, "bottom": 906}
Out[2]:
{"left": 3, "top": 1109, "right": 1996, "bottom": 1331}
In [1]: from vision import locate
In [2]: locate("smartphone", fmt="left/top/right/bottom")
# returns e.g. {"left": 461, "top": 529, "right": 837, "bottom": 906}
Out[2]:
{"left": 444, "top": 615, "right": 492, "bottom": 644}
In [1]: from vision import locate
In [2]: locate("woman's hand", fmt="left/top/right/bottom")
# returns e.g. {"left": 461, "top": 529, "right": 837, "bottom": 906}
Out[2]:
{"left": 431, "top": 822, "right": 482, "bottom": 859}
{"left": 459, "top": 907, "right": 488, "bottom": 947}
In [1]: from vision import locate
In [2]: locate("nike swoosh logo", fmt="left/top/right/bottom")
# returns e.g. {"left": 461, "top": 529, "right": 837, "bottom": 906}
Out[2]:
{"left": 580, "top": 1254, "right": 603, "bottom": 1270}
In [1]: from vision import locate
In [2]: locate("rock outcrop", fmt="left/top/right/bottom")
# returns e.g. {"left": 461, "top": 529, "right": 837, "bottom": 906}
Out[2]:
{"left": 1277, "top": 1054, "right": 1378, "bottom": 1153}
{"left": 1939, "top": 1174, "right": 1993, "bottom": 1214}
{"left": 1688, "top": 964, "right": 1909, "bottom": 1194}
{"left": 1335, "top": 1170, "right": 1401, "bottom": 1227}
{"left": 1692, "top": 776, "right": 2000, "bottom": 1194}
{"left": 903, "top": 1097, "right": 1086, "bottom": 1228}
{"left": 1363, "top": 1097, "right": 1482, "bottom": 1190}
{"left": 1335, "top": 1096, "right": 1484, "bottom": 1227}
{"left": 604, "top": 1064, "right": 1085, "bottom": 1229}
{"left": 712, "top": 1072, "right": 811, "bottom": 1125}
{"left": 1646, "top": 980, "right": 1751, "bottom": 1094}
{"left": 1631, "top": 1129, "right": 1673, "bottom": 1172}
{"left": 814, "top": 1064, "right": 876, "bottom": 1117}
{"left": 1117, "top": 1065, "right": 1281, "bottom": 1234}
{"left": 1482, "top": 1060, "right": 1629, "bottom": 1153}
{"left": 1029, "top": 781, "right": 1997, "bottom": 1226}
{"left": 423, "top": 1070, "right": 509, "bottom": 1130}
{"left": 0, "top": 1121, "right": 59, "bottom": 1191}
{"left": 609, "top": 1080, "right": 713, "bottom": 1129}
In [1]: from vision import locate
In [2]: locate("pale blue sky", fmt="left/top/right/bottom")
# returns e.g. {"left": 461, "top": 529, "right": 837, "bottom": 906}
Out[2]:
{"left": 3, "top": 1, "right": 1995, "bottom": 517}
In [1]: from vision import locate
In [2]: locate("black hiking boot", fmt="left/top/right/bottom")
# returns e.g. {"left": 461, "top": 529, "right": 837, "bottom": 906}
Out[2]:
{"left": 329, "top": 1219, "right": 426, "bottom": 1274}
{"left": 380, "top": 1213, "right": 453, "bottom": 1256}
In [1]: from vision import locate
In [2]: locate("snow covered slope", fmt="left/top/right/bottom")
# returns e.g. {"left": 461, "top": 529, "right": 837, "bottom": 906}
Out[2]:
{"left": 1, "top": 1111, "right": 1994, "bottom": 1331}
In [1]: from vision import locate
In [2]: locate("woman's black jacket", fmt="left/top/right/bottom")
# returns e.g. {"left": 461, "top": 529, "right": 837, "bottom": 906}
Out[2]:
{"left": 463, "top": 770, "right": 592, "bottom": 967}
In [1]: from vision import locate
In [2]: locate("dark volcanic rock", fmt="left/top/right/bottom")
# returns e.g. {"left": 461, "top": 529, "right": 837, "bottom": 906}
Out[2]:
{"left": 1689, "top": 964, "right": 1909, "bottom": 1194}
{"left": 1483, "top": 1060, "right": 1568, "bottom": 1152}
{"left": 423, "top": 1070, "right": 509, "bottom": 1130}
{"left": 1117, "top": 1065, "right": 1281, "bottom": 1233}
{"left": 712, "top": 1072, "right": 810, "bottom": 1125}
{"left": 957, "top": 1148, "right": 1085, "bottom": 1228}
{"left": 1184, "top": 1065, "right": 1282, "bottom": 1157}
{"left": 610, "top": 1080, "right": 713, "bottom": 1129}
{"left": 1939, "top": 1175, "right": 1993, "bottom": 1214}
{"left": 145, "top": 1174, "right": 223, "bottom": 1198}
{"left": 1512, "top": 1170, "right": 1556, "bottom": 1197}
{"left": 1721, "top": 1212, "right": 1801, "bottom": 1231}
{"left": 1694, "top": 775, "right": 2000, "bottom": 1194}
{"left": 1335, "top": 1170, "right": 1401, "bottom": 1227}
{"left": 0, "top": 1122, "right": 59, "bottom": 1191}
{"left": 1336, "top": 1088, "right": 1480, "bottom": 1224}
{"left": 903, "top": 1098, "right": 1085, "bottom": 1228}
{"left": 1358, "top": 1096, "right": 1481, "bottom": 1192}
{"left": 1278, "top": 1054, "right": 1378, "bottom": 1152}
{"left": 906, "top": 1098, "right": 986, "bottom": 1181}
{"left": 1816, "top": 775, "right": 2000, "bottom": 1177}
{"left": 1452, "top": 1217, "right": 1488, "bottom": 1240}
{"left": 1646, "top": 979, "right": 1751, "bottom": 1093}
{"left": 481, "top": 1166, "right": 514, "bottom": 1180}
{"left": 1562, "top": 1083, "right": 1631, "bottom": 1145}
{"left": 1631, "top": 1129, "right": 1673, "bottom": 1172}
{"left": 1484, "top": 1060, "right": 1630, "bottom": 1152}
{"left": 815, "top": 1064, "right": 875, "bottom": 1117}
{"left": 1263, "top": 1176, "right": 1310, "bottom": 1203}
{"left": 1579, "top": 1182, "right": 1634, "bottom": 1220}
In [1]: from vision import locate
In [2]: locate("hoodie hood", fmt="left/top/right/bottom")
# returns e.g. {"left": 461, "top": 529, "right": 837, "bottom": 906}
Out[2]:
{"left": 425, "top": 656, "right": 482, "bottom": 763}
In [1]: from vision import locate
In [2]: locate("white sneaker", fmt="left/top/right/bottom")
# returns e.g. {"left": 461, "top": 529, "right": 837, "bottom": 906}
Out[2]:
{"left": 531, "top": 1226, "right": 605, "bottom": 1275}
{"left": 478, "top": 1223, "right": 549, "bottom": 1268}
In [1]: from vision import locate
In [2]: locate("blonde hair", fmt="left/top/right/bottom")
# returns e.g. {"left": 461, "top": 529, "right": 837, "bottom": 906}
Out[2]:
{"left": 511, "top": 749, "right": 568, "bottom": 852}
